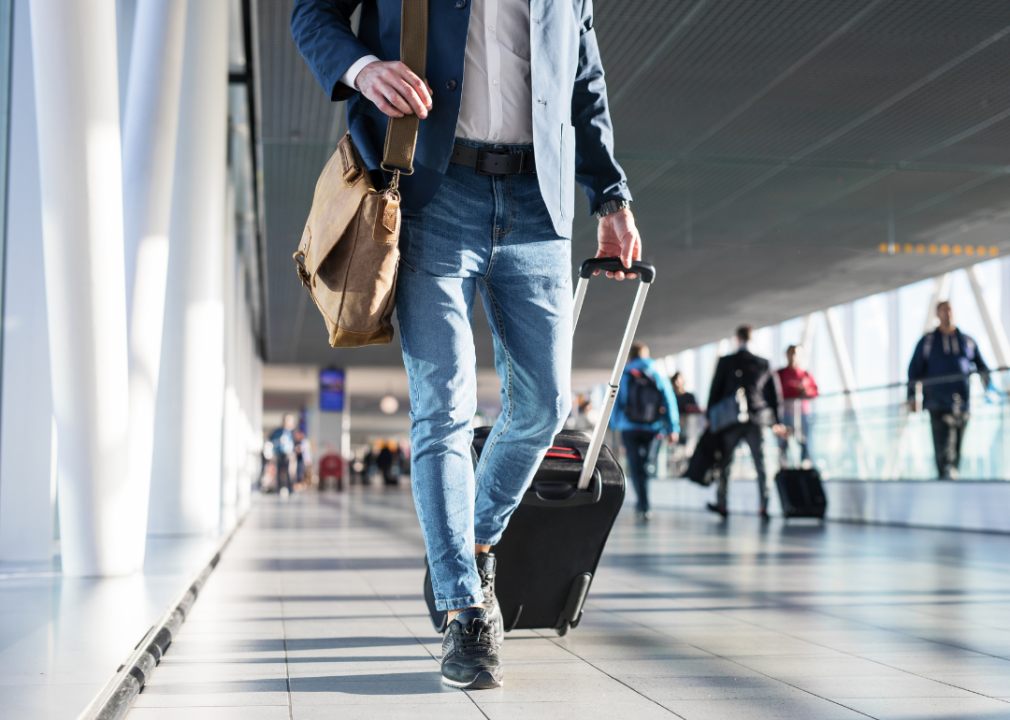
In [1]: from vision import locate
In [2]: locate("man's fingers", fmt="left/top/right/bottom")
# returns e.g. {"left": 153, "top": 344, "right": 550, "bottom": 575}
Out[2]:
{"left": 390, "top": 76, "right": 429, "bottom": 118}
{"left": 393, "top": 62, "right": 432, "bottom": 109}
{"left": 376, "top": 82, "right": 413, "bottom": 116}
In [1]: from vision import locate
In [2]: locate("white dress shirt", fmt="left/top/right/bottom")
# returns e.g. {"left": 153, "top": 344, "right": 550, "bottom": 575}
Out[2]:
{"left": 341, "top": 0, "right": 534, "bottom": 145}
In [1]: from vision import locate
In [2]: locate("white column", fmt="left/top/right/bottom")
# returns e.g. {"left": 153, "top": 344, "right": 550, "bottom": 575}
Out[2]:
{"left": 149, "top": 0, "right": 229, "bottom": 536}
{"left": 120, "top": 0, "right": 188, "bottom": 567}
{"left": 0, "top": 0, "right": 52, "bottom": 563}
{"left": 29, "top": 0, "right": 133, "bottom": 576}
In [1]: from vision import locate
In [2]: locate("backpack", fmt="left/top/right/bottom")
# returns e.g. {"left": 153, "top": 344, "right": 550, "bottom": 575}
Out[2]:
{"left": 624, "top": 368, "right": 666, "bottom": 424}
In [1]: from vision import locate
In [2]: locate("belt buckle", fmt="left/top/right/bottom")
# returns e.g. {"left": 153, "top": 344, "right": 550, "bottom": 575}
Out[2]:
{"left": 475, "top": 148, "right": 522, "bottom": 175}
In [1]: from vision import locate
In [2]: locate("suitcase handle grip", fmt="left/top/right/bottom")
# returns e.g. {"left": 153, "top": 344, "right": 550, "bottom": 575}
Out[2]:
{"left": 578, "top": 257, "right": 655, "bottom": 283}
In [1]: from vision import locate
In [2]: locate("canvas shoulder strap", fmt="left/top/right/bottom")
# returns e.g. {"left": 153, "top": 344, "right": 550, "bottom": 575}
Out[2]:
{"left": 382, "top": 0, "right": 428, "bottom": 174}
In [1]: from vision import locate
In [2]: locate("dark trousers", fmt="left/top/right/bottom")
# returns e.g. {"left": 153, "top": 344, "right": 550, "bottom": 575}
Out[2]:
{"left": 622, "top": 430, "right": 658, "bottom": 513}
{"left": 276, "top": 453, "right": 293, "bottom": 492}
{"left": 929, "top": 409, "right": 969, "bottom": 478}
{"left": 716, "top": 422, "right": 769, "bottom": 510}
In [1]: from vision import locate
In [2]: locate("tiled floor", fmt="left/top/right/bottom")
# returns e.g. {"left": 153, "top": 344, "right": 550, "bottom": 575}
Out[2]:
{"left": 126, "top": 489, "right": 1010, "bottom": 720}
{"left": 0, "top": 534, "right": 220, "bottom": 720}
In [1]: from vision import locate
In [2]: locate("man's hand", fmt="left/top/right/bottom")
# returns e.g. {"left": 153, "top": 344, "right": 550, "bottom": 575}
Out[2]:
{"left": 595, "top": 207, "right": 641, "bottom": 280}
{"left": 355, "top": 61, "right": 432, "bottom": 119}
{"left": 772, "top": 424, "right": 790, "bottom": 438}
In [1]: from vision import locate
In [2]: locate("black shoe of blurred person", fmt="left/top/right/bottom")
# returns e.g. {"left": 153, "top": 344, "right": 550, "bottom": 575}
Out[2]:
{"left": 441, "top": 607, "right": 503, "bottom": 689}
{"left": 707, "top": 502, "right": 729, "bottom": 518}
{"left": 759, "top": 508, "right": 771, "bottom": 523}
{"left": 476, "top": 552, "right": 504, "bottom": 645}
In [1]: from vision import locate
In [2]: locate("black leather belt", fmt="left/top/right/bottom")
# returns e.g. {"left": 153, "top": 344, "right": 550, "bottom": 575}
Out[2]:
{"left": 450, "top": 143, "right": 536, "bottom": 175}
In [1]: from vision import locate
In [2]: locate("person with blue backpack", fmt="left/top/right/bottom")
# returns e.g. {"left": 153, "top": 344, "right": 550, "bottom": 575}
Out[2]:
{"left": 611, "top": 342, "right": 679, "bottom": 522}
{"left": 908, "top": 301, "right": 992, "bottom": 479}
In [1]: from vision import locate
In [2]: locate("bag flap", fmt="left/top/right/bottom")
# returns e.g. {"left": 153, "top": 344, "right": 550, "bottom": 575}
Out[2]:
{"left": 302, "top": 134, "right": 372, "bottom": 276}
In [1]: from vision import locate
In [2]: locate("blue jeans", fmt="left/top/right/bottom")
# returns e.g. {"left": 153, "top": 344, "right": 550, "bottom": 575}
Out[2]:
{"left": 396, "top": 143, "right": 572, "bottom": 612}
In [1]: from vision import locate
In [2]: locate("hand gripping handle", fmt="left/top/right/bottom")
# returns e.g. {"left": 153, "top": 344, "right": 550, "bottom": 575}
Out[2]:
{"left": 578, "top": 257, "right": 656, "bottom": 282}
{"left": 572, "top": 257, "right": 656, "bottom": 489}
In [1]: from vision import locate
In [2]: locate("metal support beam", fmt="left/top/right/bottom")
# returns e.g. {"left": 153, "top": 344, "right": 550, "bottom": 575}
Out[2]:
{"left": 800, "top": 313, "right": 816, "bottom": 358}
{"left": 966, "top": 264, "right": 1010, "bottom": 369}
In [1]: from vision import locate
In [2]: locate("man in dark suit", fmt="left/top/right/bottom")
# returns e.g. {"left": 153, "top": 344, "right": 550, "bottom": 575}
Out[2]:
{"left": 292, "top": 0, "right": 640, "bottom": 689}
{"left": 707, "top": 326, "right": 786, "bottom": 521}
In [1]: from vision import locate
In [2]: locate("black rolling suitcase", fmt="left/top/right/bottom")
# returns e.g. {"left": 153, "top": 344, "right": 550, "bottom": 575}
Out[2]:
{"left": 424, "top": 257, "right": 656, "bottom": 636}
{"left": 775, "top": 468, "right": 827, "bottom": 520}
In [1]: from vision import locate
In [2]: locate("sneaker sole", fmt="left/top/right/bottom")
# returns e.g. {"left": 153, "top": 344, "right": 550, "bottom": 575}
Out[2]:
{"left": 441, "top": 670, "right": 503, "bottom": 690}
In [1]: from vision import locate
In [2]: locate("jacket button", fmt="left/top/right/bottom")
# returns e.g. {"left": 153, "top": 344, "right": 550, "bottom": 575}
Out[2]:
{"left": 455, "top": 0, "right": 466, "bottom": 8}
{"left": 446, "top": 78, "right": 458, "bottom": 91}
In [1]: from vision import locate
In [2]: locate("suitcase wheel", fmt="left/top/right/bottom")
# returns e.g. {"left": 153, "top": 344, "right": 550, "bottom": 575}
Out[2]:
{"left": 570, "top": 610, "right": 583, "bottom": 629}
{"left": 555, "top": 620, "right": 570, "bottom": 637}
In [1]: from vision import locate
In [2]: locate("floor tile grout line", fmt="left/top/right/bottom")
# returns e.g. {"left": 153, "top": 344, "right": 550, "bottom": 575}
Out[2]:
{"left": 343, "top": 499, "right": 493, "bottom": 719}
{"left": 279, "top": 564, "right": 294, "bottom": 720}
{"left": 533, "top": 629, "right": 687, "bottom": 718}
{"left": 577, "top": 595, "right": 880, "bottom": 719}
{"left": 697, "top": 594, "right": 1010, "bottom": 705}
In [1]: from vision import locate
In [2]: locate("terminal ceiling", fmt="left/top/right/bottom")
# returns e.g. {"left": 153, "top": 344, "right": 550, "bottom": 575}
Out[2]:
{"left": 256, "top": 0, "right": 1010, "bottom": 368}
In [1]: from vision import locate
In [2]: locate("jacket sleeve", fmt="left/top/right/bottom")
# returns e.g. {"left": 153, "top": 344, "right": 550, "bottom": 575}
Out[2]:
{"left": 907, "top": 336, "right": 926, "bottom": 399}
{"left": 969, "top": 335, "right": 992, "bottom": 389}
{"left": 658, "top": 372, "right": 680, "bottom": 435}
{"left": 763, "top": 365, "right": 781, "bottom": 425}
{"left": 708, "top": 357, "right": 727, "bottom": 411}
{"left": 806, "top": 372, "right": 819, "bottom": 399}
{"left": 571, "top": 0, "right": 632, "bottom": 214}
{"left": 291, "top": 0, "right": 374, "bottom": 101}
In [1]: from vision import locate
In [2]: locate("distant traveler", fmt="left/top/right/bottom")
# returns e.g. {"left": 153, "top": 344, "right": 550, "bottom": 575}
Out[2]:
{"left": 776, "top": 345, "right": 819, "bottom": 466}
{"left": 706, "top": 326, "right": 787, "bottom": 520}
{"left": 611, "top": 342, "right": 679, "bottom": 522}
{"left": 908, "top": 301, "right": 990, "bottom": 480}
{"left": 293, "top": 0, "right": 641, "bottom": 689}
{"left": 671, "top": 371, "right": 699, "bottom": 417}
{"left": 377, "top": 443, "right": 398, "bottom": 486}
{"left": 269, "top": 414, "right": 297, "bottom": 497}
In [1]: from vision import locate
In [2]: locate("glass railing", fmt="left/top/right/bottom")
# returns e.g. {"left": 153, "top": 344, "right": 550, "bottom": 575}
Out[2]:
{"left": 659, "top": 369, "right": 1010, "bottom": 482}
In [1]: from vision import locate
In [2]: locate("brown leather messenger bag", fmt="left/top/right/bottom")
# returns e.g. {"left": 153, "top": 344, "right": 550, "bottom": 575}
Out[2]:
{"left": 293, "top": 0, "right": 427, "bottom": 348}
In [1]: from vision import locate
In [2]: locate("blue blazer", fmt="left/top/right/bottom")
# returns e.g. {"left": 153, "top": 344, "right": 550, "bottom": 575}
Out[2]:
{"left": 291, "top": 0, "right": 631, "bottom": 238}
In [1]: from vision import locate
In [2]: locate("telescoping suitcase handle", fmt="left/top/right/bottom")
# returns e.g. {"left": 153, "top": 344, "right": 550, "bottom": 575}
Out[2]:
{"left": 572, "top": 256, "right": 656, "bottom": 490}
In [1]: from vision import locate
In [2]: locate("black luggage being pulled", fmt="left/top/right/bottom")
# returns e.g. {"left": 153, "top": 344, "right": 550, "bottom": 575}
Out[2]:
{"left": 775, "top": 468, "right": 827, "bottom": 520}
{"left": 423, "top": 257, "right": 656, "bottom": 637}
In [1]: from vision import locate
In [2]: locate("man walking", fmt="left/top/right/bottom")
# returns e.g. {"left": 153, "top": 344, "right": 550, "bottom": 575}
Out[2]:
{"left": 776, "top": 345, "right": 819, "bottom": 467}
{"left": 292, "top": 0, "right": 640, "bottom": 689}
{"left": 908, "top": 301, "right": 990, "bottom": 479}
{"left": 611, "top": 342, "right": 679, "bottom": 522}
{"left": 706, "top": 326, "right": 786, "bottom": 521}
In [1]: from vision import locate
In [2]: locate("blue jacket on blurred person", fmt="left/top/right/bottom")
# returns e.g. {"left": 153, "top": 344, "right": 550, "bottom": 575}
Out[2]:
{"left": 908, "top": 326, "right": 990, "bottom": 412}
{"left": 611, "top": 355, "right": 680, "bottom": 437}
{"left": 290, "top": 0, "right": 631, "bottom": 238}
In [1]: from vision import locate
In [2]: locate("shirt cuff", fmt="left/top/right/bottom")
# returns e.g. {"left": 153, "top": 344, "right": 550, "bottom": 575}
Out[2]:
{"left": 340, "top": 55, "right": 381, "bottom": 91}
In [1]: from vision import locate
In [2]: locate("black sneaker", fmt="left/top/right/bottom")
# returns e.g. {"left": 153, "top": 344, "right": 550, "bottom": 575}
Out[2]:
{"left": 476, "top": 552, "right": 504, "bottom": 644}
{"left": 441, "top": 607, "right": 503, "bottom": 689}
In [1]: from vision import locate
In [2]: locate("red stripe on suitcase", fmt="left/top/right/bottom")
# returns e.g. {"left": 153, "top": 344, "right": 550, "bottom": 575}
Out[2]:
{"left": 545, "top": 446, "right": 581, "bottom": 460}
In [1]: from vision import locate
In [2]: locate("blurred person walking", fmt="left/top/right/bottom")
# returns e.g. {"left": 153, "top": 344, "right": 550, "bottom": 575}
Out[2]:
{"left": 611, "top": 342, "right": 679, "bottom": 522}
{"left": 269, "top": 414, "right": 297, "bottom": 497}
{"left": 908, "top": 301, "right": 991, "bottom": 480}
{"left": 776, "top": 345, "right": 819, "bottom": 467}
{"left": 706, "top": 326, "right": 787, "bottom": 520}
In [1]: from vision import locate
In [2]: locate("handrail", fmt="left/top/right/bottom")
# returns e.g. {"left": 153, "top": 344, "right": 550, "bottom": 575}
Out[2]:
{"left": 810, "top": 366, "right": 1009, "bottom": 402}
